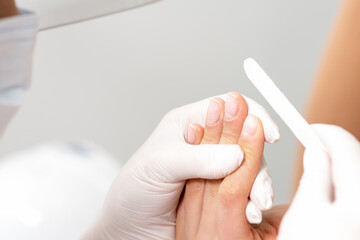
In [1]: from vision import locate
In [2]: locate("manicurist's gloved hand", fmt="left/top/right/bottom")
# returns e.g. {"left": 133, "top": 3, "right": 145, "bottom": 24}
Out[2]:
{"left": 81, "top": 93, "right": 280, "bottom": 240}
{"left": 278, "top": 124, "right": 360, "bottom": 240}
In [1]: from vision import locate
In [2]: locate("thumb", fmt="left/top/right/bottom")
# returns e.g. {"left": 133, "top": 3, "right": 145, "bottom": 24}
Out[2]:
{"left": 170, "top": 144, "right": 244, "bottom": 181}
{"left": 294, "top": 147, "right": 332, "bottom": 204}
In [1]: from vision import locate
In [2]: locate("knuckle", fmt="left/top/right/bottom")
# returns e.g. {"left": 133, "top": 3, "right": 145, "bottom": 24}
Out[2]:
{"left": 218, "top": 189, "right": 237, "bottom": 207}
{"left": 204, "top": 180, "right": 221, "bottom": 198}
{"left": 220, "top": 133, "right": 238, "bottom": 143}
{"left": 218, "top": 181, "right": 241, "bottom": 206}
{"left": 185, "top": 179, "right": 205, "bottom": 194}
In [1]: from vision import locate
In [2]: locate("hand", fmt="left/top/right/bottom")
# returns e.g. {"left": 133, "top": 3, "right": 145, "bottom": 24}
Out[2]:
{"left": 278, "top": 124, "right": 360, "bottom": 240}
{"left": 0, "top": 0, "right": 18, "bottom": 18}
{"left": 81, "top": 93, "right": 280, "bottom": 240}
{"left": 176, "top": 93, "right": 284, "bottom": 239}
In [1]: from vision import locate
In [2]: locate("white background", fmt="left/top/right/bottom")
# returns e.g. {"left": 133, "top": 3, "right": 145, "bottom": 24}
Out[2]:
{"left": 6, "top": 0, "right": 340, "bottom": 204}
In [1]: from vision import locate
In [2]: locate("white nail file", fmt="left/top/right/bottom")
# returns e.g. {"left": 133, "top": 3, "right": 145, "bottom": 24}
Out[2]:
{"left": 243, "top": 58, "right": 324, "bottom": 149}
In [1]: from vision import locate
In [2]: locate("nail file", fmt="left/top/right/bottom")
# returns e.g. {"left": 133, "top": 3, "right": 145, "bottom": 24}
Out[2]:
{"left": 243, "top": 58, "right": 324, "bottom": 149}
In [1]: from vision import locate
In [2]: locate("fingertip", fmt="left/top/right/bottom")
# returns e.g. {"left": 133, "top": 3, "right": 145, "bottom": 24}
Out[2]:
{"left": 206, "top": 97, "right": 225, "bottom": 126}
{"left": 218, "top": 145, "right": 244, "bottom": 176}
{"left": 250, "top": 190, "right": 273, "bottom": 211}
{"left": 196, "top": 125, "right": 204, "bottom": 144}
{"left": 262, "top": 115, "right": 280, "bottom": 143}
{"left": 187, "top": 123, "right": 204, "bottom": 145}
{"left": 240, "top": 115, "right": 258, "bottom": 139}
{"left": 264, "top": 125, "right": 281, "bottom": 143}
{"left": 243, "top": 95, "right": 280, "bottom": 143}
{"left": 240, "top": 115, "right": 264, "bottom": 143}
{"left": 250, "top": 173, "right": 273, "bottom": 211}
{"left": 202, "top": 97, "right": 225, "bottom": 144}
{"left": 262, "top": 192, "right": 273, "bottom": 210}
{"left": 219, "top": 144, "right": 244, "bottom": 176}
{"left": 227, "top": 92, "right": 248, "bottom": 114}
{"left": 246, "top": 201, "right": 262, "bottom": 224}
{"left": 187, "top": 124, "right": 197, "bottom": 144}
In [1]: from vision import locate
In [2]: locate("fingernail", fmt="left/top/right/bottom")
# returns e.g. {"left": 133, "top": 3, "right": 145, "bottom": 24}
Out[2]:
{"left": 206, "top": 98, "right": 221, "bottom": 125}
{"left": 241, "top": 114, "right": 258, "bottom": 138}
{"left": 187, "top": 124, "right": 197, "bottom": 144}
{"left": 225, "top": 93, "right": 238, "bottom": 121}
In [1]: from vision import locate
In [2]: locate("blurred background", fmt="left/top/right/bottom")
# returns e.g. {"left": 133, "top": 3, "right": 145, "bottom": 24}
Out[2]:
{"left": 0, "top": 0, "right": 341, "bottom": 238}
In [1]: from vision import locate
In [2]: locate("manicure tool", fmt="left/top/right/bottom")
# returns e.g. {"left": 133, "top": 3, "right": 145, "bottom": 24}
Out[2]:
{"left": 243, "top": 58, "right": 325, "bottom": 149}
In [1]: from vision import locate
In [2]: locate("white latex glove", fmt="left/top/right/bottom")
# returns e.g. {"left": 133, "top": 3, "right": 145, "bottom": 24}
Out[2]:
{"left": 82, "top": 94, "right": 280, "bottom": 240}
{"left": 278, "top": 124, "right": 360, "bottom": 240}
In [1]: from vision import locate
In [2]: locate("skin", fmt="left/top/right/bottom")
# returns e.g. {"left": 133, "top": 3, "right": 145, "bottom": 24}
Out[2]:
{"left": 293, "top": 0, "right": 360, "bottom": 195}
{"left": 176, "top": 92, "right": 287, "bottom": 239}
{"left": 6, "top": 0, "right": 352, "bottom": 234}
{"left": 0, "top": 0, "right": 18, "bottom": 18}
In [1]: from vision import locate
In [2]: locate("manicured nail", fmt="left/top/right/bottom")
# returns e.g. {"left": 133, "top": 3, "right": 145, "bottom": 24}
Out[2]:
{"left": 206, "top": 98, "right": 221, "bottom": 125}
{"left": 225, "top": 93, "right": 238, "bottom": 121}
{"left": 241, "top": 114, "right": 259, "bottom": 138}
{"left": 187, "top": 124, "right": 197, "bottom": 144}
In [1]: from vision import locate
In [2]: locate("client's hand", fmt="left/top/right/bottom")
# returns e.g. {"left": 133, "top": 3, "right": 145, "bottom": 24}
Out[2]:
{"left": 176, "top": 93, "right": 286, "bottom": 239}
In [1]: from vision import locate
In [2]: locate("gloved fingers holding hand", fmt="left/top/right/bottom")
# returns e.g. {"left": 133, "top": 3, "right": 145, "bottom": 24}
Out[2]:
{"left": 82, "top": 92, "right": 280, "bottom": 240}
